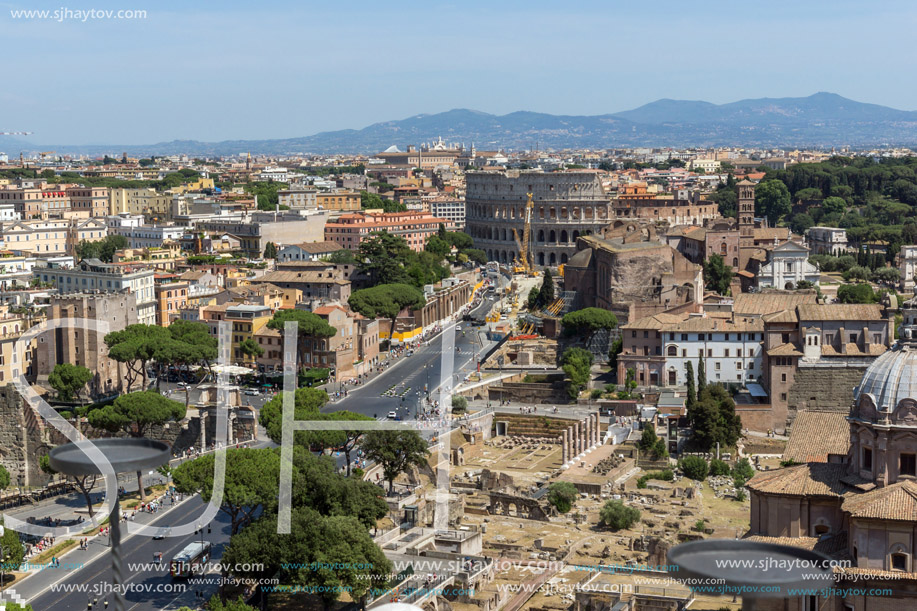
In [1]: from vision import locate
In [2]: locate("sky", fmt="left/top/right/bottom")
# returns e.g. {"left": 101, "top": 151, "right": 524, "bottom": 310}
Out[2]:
{"left": 2, "top": 0, "right": 916, "bottom": 145}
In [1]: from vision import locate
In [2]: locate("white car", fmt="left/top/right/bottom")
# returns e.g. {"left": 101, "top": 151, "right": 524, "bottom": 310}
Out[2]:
{"left": 244, "top": 389, "right": 260, "bottom": 396}
{"left": 387, "top": 411, "right": 398, "bottom": 419}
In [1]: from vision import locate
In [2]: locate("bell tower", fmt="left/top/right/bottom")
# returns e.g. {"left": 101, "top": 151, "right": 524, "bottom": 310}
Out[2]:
{"left": 737, "top": 179, "right": 756, "bottom": 271}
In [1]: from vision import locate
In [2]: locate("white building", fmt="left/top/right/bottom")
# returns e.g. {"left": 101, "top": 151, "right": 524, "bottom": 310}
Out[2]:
{"left": 757, "top": 240, "right": 821, "bottom": 290}
{"left": 35, "top": 258, "right": 157, "bottom": 325}
{"left": 277, "top": 240, "right": 343, "bottom": 262}
{"left": 257, "top": 167, "right": 290, "bottom": 183}
{"left": 898, "top": 245, "right": 917, "bottom": 293}
{"left": 106, "top": 214, "right": 145, "bottom": 230}
{"left": 688, "top": 158, "right": 721, "bottom": 173}
{"left": 109, "top": 223, "right": 185, "bottom": 249}
{"left": 660, "top": 315, "right": 765, "bottom": 386}
{"left": 430, "top": 199, "right": 466, "bottom": 230}
{"left": 0, "top": 203, "right": 20, "bottom": 222}
{"left": 805, "top": 226, "right": 847, "bottom": 255}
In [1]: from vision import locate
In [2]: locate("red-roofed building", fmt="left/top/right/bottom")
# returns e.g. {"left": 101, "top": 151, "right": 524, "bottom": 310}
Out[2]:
{"left": 324, "top": 211, "right": 447, "bottom": 252}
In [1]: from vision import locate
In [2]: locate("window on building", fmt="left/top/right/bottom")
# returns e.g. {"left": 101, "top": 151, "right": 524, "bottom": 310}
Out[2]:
{"left": 901, "top": 453, "right": 916, "bottom": 477}
{"left": 681, "top": 334, "right": 688, "bottom": 341}
{"left": 714, "top": 362, "right": 720, "bottom": 370}
{"left": 724, "top": 348, "right": 730, "bottom": 357}
{"left": 863, "top": 447, "right": 873, "bottom": 470}
{"left": 667, "top": 346, "right": 677, "bottom": 356}
{"left": 780, "top": 393, "right": 787, "bottom": 401}
{"left": 781, "top": 373, "right": 787, "bottom": 382}
{"left": 850, "top": 333, "right": 858, "bottom": 343}
{"left": 892, "top": 553, "right": 908, "bottom": 572}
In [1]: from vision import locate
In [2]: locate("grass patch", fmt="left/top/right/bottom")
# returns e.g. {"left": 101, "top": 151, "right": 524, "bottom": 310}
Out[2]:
{"left": 32, "top": 539, "right": 79, "bottom": 565}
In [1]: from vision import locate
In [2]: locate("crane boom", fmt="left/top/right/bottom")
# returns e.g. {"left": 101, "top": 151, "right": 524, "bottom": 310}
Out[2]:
{"left": 0, "top": 131, "right": 32, "bottom": 136}
{"left": 511, "top": 192, "right": 535, "bottom": 275}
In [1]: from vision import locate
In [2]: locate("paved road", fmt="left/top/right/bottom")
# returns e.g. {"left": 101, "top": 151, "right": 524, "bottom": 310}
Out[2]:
{"left": 21, "top": 495, "right": 233, "bottom": 611}
{"left": 323, "top": 291, "right": 503, "bottom": 422}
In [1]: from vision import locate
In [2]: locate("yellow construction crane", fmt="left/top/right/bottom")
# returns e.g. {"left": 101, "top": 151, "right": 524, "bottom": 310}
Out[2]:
{"left": 512, "top": 192, "right": 535, "bottom": 275}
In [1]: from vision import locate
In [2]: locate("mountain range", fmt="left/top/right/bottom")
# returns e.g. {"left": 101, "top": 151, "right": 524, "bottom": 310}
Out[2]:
{"left": 5, "top": 93, "right": 917, "bottom": 157}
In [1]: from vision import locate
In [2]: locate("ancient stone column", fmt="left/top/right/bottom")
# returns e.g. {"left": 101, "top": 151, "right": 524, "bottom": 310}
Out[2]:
{"left": 585, "top": 417, "right": 592, "bottom": 450}
{"left": 593, "top": 413, "right": 600, "bottom": 446}
{"left": 577, "top": 421, "right": 584, "bottom": 455}
{"left": 562, "top": 430, "right": 569, "bottom": 463}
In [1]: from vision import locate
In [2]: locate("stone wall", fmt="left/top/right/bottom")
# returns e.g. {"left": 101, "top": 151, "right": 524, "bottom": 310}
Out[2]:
{"left": 0, "top": 384, "right": 257, "bottom": 488}
{"left": 787, "top": 365, "right": 865, "bottom": 424}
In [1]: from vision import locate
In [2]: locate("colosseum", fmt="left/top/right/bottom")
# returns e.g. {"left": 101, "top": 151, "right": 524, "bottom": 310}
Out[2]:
{"left": 465, "top": 170, "right": 612, "bottom": 266}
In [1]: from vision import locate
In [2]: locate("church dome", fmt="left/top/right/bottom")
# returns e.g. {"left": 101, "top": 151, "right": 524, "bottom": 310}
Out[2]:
{"left": 854, "top": 339, "right": 917, "bottom": 412}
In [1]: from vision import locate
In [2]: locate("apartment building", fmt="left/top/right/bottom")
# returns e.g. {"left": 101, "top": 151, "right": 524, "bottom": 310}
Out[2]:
{"left": 618, "top": 312, "right": 765, "bottom": 387}
{"left": 429, "top": 199, "right": 465, "bottom": 229}
{"left": 67, "top": 186, "right": 110, "bottom": 218}
{"left": 278, "top": 189, "right": 317, "bottom": 209}
{"left": 0, "top": 306, "right": 38, "bottom": 385}
{"left": 36, "top": 259, "right": 157, "bottom": 325}
{"left": 324, "top": 210, "right": 447, "bottom": 252}
{"left": 197, "top": 210, "right": 329, "bottom": 256}
{"left": 109, "top": 188, "right": 172, "bottom": 218}
{"left": 611, "top": 184, "right": 718, "bottom": 226}
{"left": 109, "top": 224, "right": 185, "bottom": 249}
{"left": 316, "top": 190, "right": 360, "bottom": 212}
{"left": 154, "top": 276, "right": 189, "bottom": 326}
{"left": 0, "top": 186, "right": 71, "bottom": 218}
{"left": 1, "top": 217, "right": 106, "bottom": 256}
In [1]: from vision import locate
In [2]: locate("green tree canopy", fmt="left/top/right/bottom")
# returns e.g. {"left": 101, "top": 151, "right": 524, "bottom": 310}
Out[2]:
{"left": 561, "top": 308, "right": 618, "bottom": 335}
{"left": 263, "top": 241, "right": 278, "bottom": 259}
{"left": 172, "top": 448, "right": 281, "bottom": 535}
{"left": 687, "top": 384, "right": 742, "bottom": 452}
{"left": 357, "top": 231, "right": 414, "bottom": 285}
{"left": 222, "top": 506, "right": 392, "bottom": 611}
{"left": 104, "top": 324, "right": 171, "bottom": 391}
{"left": 348, "top": 283, "right": 426, "bottom": 344}
{"left": 75, "top": 234, "right": 128, "bottom": 263}
{"left": 360, "top": 430, "right": 429, "bottom": 494}
{"left": 48, "top": 363, "right": 92, "bottom": 403}
{"left": 755, "top": 180, "right": 792, "bottom": 225}
{"left": 562, "top": 347, "right": 593, "bottom": 399}
{"left": 703, "top": 253, "right": 733, "bottom": 295}
{"left": 837, "top": 283, "right": 878, "bottom": 304}
{"left": 546, "top": 481, "right": 578, "bottom": 513}
{"left": 88, "top": 390, "right": 186, "bottom": 501}
{"left": 266, "top": 310, "right": 337, "bottom": 371}
{"left": 599, "top": 499, "right": 640, "bottom": 530}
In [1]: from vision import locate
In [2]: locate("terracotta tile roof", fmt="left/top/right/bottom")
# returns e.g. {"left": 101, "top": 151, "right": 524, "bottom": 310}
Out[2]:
{"left": 745, "top": 535, "right": 819, "bottom": 551}
{"left": 746, "top": 463, "right": 849, "bottom": 498}
{"left": 762, "top": 309, "right": 798, "bottom": 324}
{"left": 745, "top": 533, "right": 847, "bottom": 558}
{"left": 796, "top": 304, "right": 884, "bottom": 322}
{"left": 289, "top": 240, "right": 343, "bottom": 253}
{"left": 783, "top": 411, "right": 850, "bottom": 463}
{"left": 767, "top": 342, "right": 804, "bottom": 356}
{"left": 754, "top": 227, "right": 792, "bottom": 241}
{"left": 820, "top": 343, "right": 888, "bottom": 357}
{"left": 733, "top": 293, "right": 817, "bottom": 316}
{"left": 841, "top": 480, "right": 917, "bottom": 522}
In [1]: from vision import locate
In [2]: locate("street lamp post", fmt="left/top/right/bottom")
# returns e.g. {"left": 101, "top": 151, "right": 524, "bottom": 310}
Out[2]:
{"left": 50, "top": 438, "right": 171, "bottom": 611}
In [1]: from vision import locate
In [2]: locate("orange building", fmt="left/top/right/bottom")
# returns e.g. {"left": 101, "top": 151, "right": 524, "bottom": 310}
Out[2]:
{"left": 154, "top": 276, "right": 189, "bottom": 326}
{"left": 324, "top": 210, "right": 447, "bottom": 252}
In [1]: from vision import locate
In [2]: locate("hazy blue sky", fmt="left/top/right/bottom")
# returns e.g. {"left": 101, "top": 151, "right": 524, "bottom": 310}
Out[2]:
{"left": 2, "top": 0, "right": 916, "bottom": 144}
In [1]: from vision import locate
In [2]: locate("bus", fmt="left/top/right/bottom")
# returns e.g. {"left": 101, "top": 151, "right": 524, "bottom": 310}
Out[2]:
{"left": 170, "top": 541, "right": 212, "bottom": 579}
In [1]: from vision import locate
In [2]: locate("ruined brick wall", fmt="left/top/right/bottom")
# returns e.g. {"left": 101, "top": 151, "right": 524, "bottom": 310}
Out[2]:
{"left": 787, "top": 365, "right": 864, "bottom": 425}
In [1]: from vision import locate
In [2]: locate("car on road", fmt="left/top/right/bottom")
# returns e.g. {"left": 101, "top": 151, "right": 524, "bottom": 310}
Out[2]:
{"left": 244, "top": 389, "right": 260, "bottom": 396}
{"left": 387, "top": 411, "right": 397, "bottom": 419}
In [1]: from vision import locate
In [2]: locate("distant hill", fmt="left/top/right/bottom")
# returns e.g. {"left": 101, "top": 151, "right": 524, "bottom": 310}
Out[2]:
{"left": 21, "top": 93, "right": 917, "bottom": 156}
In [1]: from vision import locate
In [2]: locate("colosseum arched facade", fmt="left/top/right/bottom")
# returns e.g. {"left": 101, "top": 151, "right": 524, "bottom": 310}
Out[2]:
{"left": 465, "top": 171, "right": 613, "bottom": 267}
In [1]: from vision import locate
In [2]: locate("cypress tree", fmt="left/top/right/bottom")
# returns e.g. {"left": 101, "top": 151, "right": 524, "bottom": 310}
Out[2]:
{"left": 697, "top": 353, "right": 707, "bottom": 394}
{"left": 685, "top": 361, "right": 696, "bottom": 413}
